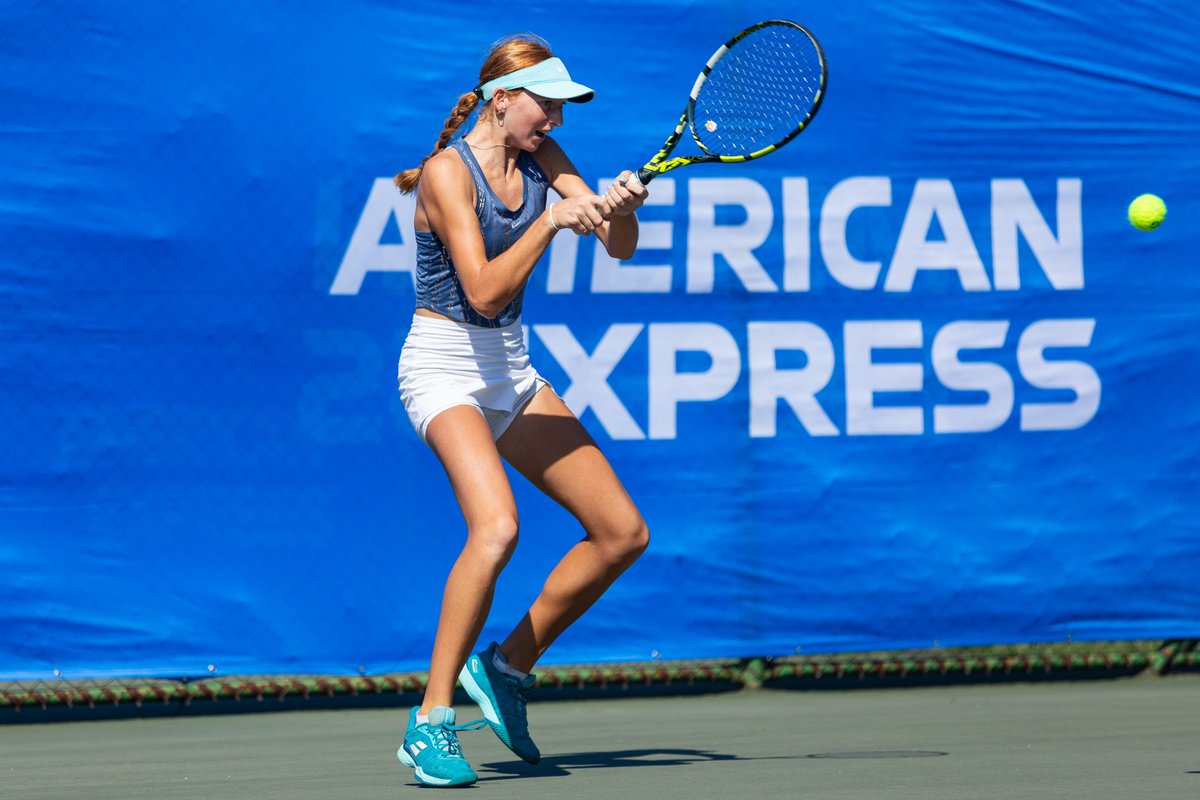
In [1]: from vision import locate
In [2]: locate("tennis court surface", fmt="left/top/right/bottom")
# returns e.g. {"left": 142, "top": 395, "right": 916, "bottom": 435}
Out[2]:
{"left": 4, "top": 674, "right": 1197, "bottom": 799}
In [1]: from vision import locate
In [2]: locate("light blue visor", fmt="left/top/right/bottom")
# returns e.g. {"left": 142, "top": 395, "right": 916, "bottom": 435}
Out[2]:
{"left": 477, "top": 57, "right": 594, "bottom": 103}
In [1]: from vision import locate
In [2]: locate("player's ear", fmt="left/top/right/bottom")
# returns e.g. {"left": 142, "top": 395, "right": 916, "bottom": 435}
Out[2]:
{"left": 492, "top": 88, "right": 509, "bottom": 113}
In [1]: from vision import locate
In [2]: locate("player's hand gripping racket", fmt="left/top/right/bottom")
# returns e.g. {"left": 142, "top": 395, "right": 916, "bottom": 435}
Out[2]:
{"left": 625, "top": 20, "right": 827, "bottom": 186}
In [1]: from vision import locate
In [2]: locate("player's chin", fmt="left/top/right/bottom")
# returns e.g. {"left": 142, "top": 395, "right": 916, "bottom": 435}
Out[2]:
{"left": 529, "top": 131, "right": 551, "bottom": 150}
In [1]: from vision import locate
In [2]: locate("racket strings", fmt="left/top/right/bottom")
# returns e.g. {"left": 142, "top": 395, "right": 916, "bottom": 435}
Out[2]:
{"left": 692, "top": 24, "right": 824, "bottom": 156}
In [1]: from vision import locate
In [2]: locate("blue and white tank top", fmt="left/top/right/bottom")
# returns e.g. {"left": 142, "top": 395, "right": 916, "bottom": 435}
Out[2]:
{"left": 414, "top": 138, "right": 550, "bottom": 328}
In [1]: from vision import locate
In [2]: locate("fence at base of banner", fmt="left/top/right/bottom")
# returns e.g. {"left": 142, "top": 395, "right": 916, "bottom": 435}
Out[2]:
{"left": 3, "top": 640, "right": 1196, "bottom": 724}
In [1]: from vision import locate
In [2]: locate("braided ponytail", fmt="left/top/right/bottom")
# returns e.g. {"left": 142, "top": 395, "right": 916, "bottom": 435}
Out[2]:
{"left": 393, "top": 91, "right": 480, "bottom": 194}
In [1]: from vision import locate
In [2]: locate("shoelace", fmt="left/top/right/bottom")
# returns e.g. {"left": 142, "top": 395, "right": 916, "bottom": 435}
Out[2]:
{"left": 502, "top": 677, "right": 531, "bottom": 726}
{"left": 430, "top": 718, "right": 487, "bottom": 756}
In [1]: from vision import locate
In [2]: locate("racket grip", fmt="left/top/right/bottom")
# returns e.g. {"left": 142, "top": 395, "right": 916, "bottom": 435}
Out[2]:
{"left": 621, "top": 168, "right": 655, "bottom": 187}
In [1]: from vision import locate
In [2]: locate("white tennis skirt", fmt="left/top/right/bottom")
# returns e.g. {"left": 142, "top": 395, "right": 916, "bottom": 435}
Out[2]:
{"left": 397, "top": 313, "right": 549, "bottom": 443}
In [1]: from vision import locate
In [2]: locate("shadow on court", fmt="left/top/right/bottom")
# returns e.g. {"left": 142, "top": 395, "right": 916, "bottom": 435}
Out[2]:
{"left": 480, "top": 747, "right": 951, "bottom": 780}
{"left": 479, "top": 748, "right": 740, "bottom": 779}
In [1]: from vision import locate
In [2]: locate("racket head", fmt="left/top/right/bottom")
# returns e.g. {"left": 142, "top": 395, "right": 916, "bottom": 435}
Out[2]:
{"left": 687, "top": 20, "right": 827, "bottom": 161}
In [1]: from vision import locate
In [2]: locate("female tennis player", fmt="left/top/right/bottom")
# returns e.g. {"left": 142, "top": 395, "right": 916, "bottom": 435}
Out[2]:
{"left": 391, "top": 35, "right": 649, "bottom": 787}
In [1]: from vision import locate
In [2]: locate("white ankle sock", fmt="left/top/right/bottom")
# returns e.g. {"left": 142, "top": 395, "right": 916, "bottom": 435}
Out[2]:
{"left": 416, "top": 712, "right": 429, "bottom": 725}
{"left": 492, "top": 648, "right": 529, "bottom": 680}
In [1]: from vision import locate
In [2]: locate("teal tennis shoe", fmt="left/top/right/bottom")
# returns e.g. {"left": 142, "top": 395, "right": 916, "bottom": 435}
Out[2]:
{"left": 396, "top": 705, "right": 486, "bottom": 787}
{"left": 459, "top": 642, "right": 541, "bottom": 764}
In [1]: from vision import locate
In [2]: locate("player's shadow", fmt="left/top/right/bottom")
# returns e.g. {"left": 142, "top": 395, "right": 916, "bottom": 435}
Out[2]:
{"left": 478, "top": 748, "right": 949, "bottom": 780}
{"left": 478, "top": 748, "right": 778, "bottom": 780}
{"left": 479, "top": 748, "right": 735, "bottom": 779}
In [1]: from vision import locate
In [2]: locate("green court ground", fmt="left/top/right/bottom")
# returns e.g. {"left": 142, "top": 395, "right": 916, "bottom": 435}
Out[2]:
{"left": 4, "top": 674, "right": 1197, "bottom": 799}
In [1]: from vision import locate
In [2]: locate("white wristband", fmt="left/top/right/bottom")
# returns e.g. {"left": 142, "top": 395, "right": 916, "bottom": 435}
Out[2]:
{"left": 547, "top": 202, "right": 560, "bottom": 232}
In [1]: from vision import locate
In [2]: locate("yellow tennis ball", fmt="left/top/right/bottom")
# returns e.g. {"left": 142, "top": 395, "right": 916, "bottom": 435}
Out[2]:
{"left": 1128, "top": 194, "right": 1167, "bottom": 231}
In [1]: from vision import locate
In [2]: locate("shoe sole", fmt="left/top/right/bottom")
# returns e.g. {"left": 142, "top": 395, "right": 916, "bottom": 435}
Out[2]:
{"left": 458, "top": 658, "right": 503, "bottom": 730}
{"left": 396, "top": 746, "right": 476, "bottom": 787}
{"left": 458, "top": 658, "right": 540, "bottom": 765}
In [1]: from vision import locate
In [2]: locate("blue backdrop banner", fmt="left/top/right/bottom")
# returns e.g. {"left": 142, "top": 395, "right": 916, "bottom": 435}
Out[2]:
{"left": 2, "top": 1, "right": 1198, "bottom": 679}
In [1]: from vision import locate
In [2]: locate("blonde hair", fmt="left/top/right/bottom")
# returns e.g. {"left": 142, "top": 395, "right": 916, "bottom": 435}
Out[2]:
{"left": 394, "top": 35, "right": 554, "bottom": 194}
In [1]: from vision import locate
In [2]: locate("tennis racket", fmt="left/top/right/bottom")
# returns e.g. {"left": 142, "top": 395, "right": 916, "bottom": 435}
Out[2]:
{"left": 626, "top": 20, "right": 827, "bottom": 186}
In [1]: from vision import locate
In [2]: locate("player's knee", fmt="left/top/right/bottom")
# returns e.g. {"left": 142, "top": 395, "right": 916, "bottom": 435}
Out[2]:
{"left": 627, "top": 519, "right": 650, "bottom": 562}
{"left": 466, "top": 514, "right": 520, "bottom": 569}
{"left": 602, "top": 515, "right": 649, "bottom": 566}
